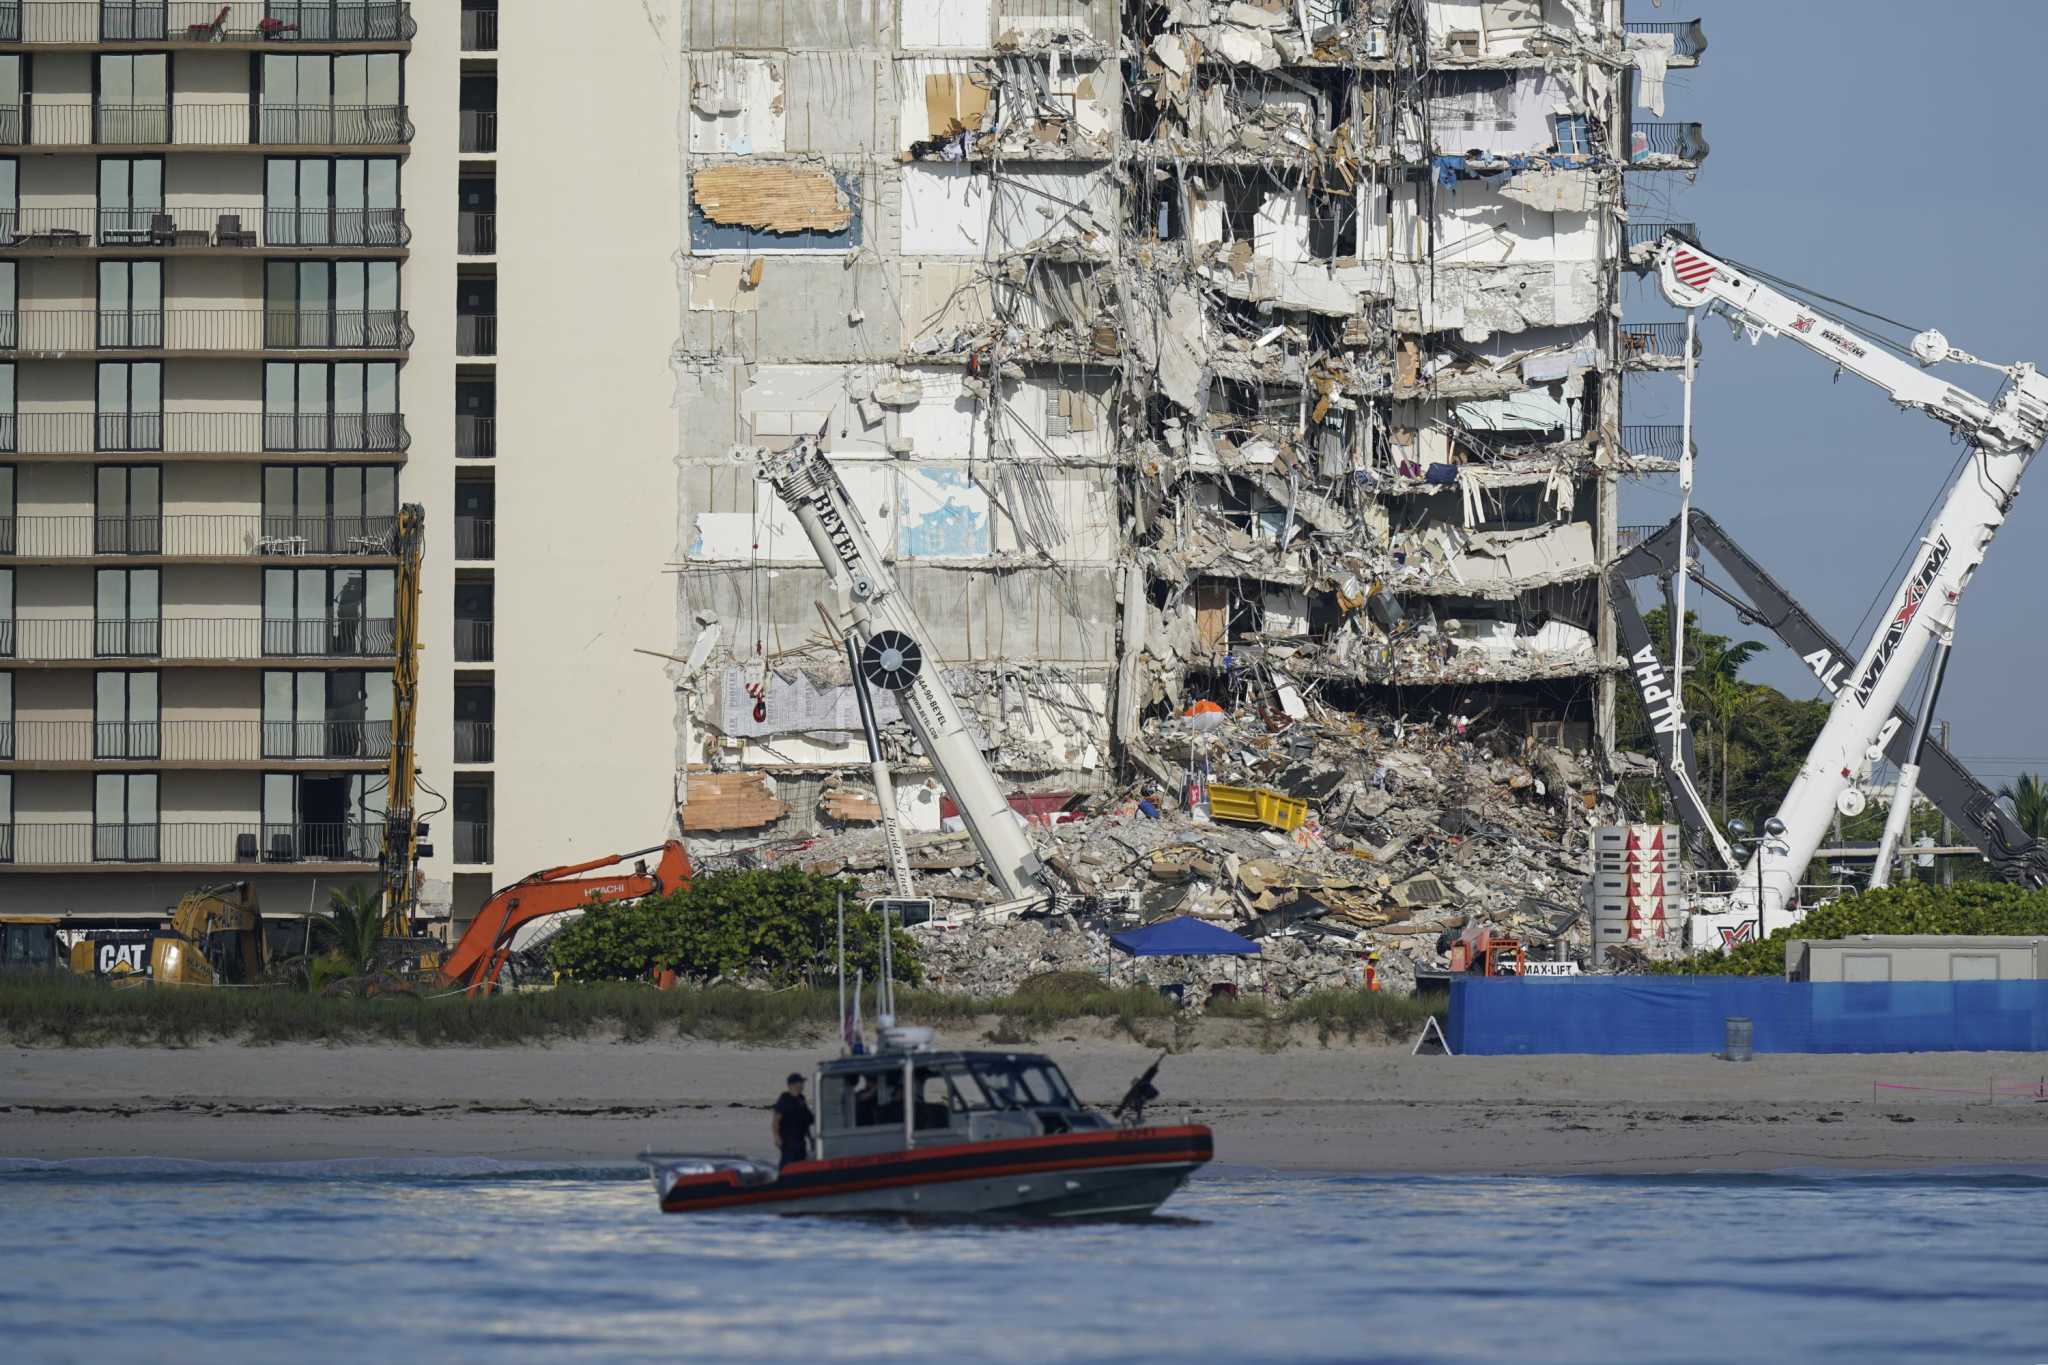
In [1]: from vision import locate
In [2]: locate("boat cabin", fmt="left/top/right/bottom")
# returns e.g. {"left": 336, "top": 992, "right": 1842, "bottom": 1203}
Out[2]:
{"left": 814, "top": 1048, "right": 1109, "bottom": 1159}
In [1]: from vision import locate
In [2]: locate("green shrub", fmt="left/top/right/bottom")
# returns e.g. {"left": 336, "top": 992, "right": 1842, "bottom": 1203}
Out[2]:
{"left": 543, "top": 868, "right": 921, "bottom": 987}
{"left": 306, "top": 955, "right": 355, "bottom": 995}
{"left": 1651, "top": 881, "right": 2048, "bottom": 976}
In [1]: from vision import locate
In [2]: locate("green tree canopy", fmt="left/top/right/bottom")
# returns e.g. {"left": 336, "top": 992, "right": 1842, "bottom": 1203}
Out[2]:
{"left": 545, "top": 868, "right": 920, "bottom": 987}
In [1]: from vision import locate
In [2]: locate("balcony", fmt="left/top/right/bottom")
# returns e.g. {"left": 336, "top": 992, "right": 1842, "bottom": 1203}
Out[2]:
{"left": 459, "top": 108, "right": 494, "bottom": 154}
{"left": 0, "top": 204, "right": 409, "bottom": 252}
{"left": 1619, "top": 322, "right": 1697, "bottom": 368}
{"left": 7, "top": 102, "right": 415, "bottom": 149}
{"left": 0, "top": 3, "right": 417, "bottom": 46}
{"left": 0, "top": 615, "right": 396, "bottom": 662}
{"left": 1618, "top": 424, "right": 1692, "bottom": 462}
{"left": 457, "top": 210, "right": 494, "bottom": 255}
{"left": 1627, "top": 122, "right": 1708, "bottom": 167}
{"left": 0, "top": 307, "right": 411, "bottom": 354}
{"left": 0, "top": 717, "right": 390, "bottom": 763}
{"left": 452, "top": 719, "right": 492, "bottom": 763}
{"left": 452, "top": 618, "right": 491, "bottom": 662}
{"left": 0, "top": 513, "right": 398, "bottom": 559}
{"left": 453, "top": 514, "right": 492, "bottom": 560}
{"left": 452, "top": 817, "right": 490, "bottom": 864}
{"left": 1624, "top": 19, "right": 1706, "bottom": 61}
{"left": 0, "top": 820, "right": 380, "bottom": 869}
{"left": 0, "top": 409, "right": 409, "bottom": 456}
{"left": 1617, "top": 524, "right": 1663, "bottom": 555}
{"left": 455, "top": 413, "right": 493, "bottom": 458}
{"left": 460, "top": 3, "right": 493, "bottom": 52}
{"left": 455, "top": 313, "right": 495, "bottom": 356}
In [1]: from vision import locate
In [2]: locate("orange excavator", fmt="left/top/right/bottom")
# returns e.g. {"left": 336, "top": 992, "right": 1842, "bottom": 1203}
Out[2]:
{"left": 437, "top": 841, "right": 693, "bottom": 994}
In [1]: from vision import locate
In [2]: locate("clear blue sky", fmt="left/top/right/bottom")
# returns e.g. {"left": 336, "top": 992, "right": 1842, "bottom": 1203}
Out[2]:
{"left": 1619, "top": 0, "right": 2048, "bottom": 786}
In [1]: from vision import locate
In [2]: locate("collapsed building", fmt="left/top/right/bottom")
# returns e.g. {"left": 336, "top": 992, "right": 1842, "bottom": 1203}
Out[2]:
{"left": 671, "top": 1, "right": 1709, "bottom": 847}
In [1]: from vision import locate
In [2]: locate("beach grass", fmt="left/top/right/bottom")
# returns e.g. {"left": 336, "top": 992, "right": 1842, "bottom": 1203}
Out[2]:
{"left": 0, "top": 975, "right": 1442, "bottom": 1048}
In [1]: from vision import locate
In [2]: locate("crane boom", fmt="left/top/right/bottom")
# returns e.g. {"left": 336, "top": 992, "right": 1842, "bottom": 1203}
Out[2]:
{"left": 1649, "top": 235, "right": 2048, "bottom": 938}
{"left": 760, "top": 435, "right": 1047, "bottom": 903}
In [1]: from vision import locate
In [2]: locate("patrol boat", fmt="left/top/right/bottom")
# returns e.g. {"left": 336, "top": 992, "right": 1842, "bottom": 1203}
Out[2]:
{"left": 643, "top": 1030, "right": 1211, "bottom": 1218}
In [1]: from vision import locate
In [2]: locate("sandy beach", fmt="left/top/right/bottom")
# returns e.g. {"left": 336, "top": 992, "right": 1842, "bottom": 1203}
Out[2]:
{"left": 7, "top": 1034, "right": 2048, "bottom": 1173}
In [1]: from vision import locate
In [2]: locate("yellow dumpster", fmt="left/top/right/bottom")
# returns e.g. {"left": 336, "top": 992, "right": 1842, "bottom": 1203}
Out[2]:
{"left": 1206, "top": 783, "right": 1309, "bottom": 832}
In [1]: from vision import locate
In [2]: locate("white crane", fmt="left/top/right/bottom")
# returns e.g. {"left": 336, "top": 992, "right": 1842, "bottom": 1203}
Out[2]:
{"left": 759, "top": 433, "right": 1050, "bottom": 909}
{"left": 1648, "top": 235, "right": 2048, "bottom": 945}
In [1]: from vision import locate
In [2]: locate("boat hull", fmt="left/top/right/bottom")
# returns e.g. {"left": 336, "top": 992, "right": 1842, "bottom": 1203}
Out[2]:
{"left": 652, "top": 1124, "right": 1212, "bottom": 1219}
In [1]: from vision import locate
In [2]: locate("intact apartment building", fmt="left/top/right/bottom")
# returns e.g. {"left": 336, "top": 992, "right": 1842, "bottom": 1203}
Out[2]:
{"left": 673, "top": 1, "right": 1708, "bottom": 838}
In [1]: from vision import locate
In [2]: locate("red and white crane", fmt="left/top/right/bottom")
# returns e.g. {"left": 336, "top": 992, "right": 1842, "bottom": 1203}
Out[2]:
{"left": 1647, "top": 234, "right": 2048, "bottom": 945}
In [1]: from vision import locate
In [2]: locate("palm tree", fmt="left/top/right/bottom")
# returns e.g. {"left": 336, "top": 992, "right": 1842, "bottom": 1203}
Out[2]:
{"left": 321, "top": 884, "right": 386, "bottom": 977}
{"left": 2000, "top": 773, "right": 2048, "bottom": 840}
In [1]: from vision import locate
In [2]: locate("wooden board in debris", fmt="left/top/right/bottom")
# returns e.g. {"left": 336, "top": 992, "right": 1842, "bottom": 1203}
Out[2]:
{"left": 679, "top": 772, "right": 789, "bottom": 832}
{"left": 692, "top": 164, "right": 850, "bottom": 233}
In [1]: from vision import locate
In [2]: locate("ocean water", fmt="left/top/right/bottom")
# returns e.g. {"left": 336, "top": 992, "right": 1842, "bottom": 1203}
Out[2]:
{"left": 1, "top": 1161, "right": 2041, "bottom": 1363}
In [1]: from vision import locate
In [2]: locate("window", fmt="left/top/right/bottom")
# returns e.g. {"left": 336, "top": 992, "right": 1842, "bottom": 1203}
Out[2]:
{"left": 263, "top": 668, "right": 390, "bottom": 758}
{"left": 261, "top": 55, "right": 403, "bottom": 144}
{"left": 0, "top": 57, "right": 22, "bottom": 145}
{"left": 95, "top": 465, "right": 160, "bottom": 554}
{"left": 0, "top": 158, "right": 15, "bottom": 238}
{"left": 0, "top": 770, "right": 10, "bottom": 862}
{"left": 0, "top": 260, "right": 15, "bottom": 349}
{"left": 0, "top": 363, "right": 16, "bottom": 454}
{"left": 97, "top": 156, "right": 164, "bottom": 244}
{"left": 264, "top": 361, "right": 399, "bottom": 452}
{"left": 99, "top": 261, "right": 163, "bottom": 349}
{"left": 262, "top": 770, "right": 383, "bottom": 862}
{"left": 0, "top": 463, "right": 11, "bottom": 556}
{"left": 97, "top": 361, "right": 162, "bottom": 451}
{"left": 96, "top": 567, "right": 159, "bottom": 657}
{"left": 97, "top": 55, "right": 168, "bottom": 144}
{"left": 95, "top": 670, "right": 158, "bottom": 758}
{"left": 0, "top": 566, "right": 11, "bottom": 658}
{"left": 262, "top": 463, "right": 397, "bottom": 553}
{"left": 100, "top": 2, "right": 167, "bottom": 43}
{"left": 265, "top": 157, "right": 401, "bottom": 246}
{"left": 93, "top": 771, "right": 158, "bottom": 861}
{"left": 0, "top": 670, "right": 12, "bottom": 759}
{"left": 265, "top": 260, "right": 401, "bottom": 349}
{"left": 263, "top": 565, "right": 394, "bottom": 656}
{"left": 1552, "top": 115, "right": 1591, "bottom": 156}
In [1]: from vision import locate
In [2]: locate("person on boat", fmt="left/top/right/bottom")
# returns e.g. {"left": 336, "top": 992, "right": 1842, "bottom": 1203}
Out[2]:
{"left": 772, "top": 1073, "right": 814, "bottom": 1169}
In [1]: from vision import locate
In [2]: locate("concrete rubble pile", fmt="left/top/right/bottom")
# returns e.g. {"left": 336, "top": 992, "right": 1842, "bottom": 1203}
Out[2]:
{"left": 735, "top": 696, "right": 1611, "bottom": 998}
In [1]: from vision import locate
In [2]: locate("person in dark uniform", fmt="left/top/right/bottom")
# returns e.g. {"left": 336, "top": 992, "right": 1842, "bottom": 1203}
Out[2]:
{"left": 771, "top": 1073, "right": 814, "bottom": 1169}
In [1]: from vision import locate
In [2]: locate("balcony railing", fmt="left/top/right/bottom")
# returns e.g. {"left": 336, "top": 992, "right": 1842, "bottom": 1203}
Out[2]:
{"left": 0, "top": 821, "right": 381, "bottom": 868}
{"left": 453, "top": 618, "right": 492, "bottom": 662}
{"left": 256, "top": 103, "right": 411, "bottom": 145}
{"left": 456, "top": 414, "right": 494, "bottom": 458}
{"left": 460, "top": 5, "right": 494, "bottom": 51}
{"left": 1628, "top": 122, "right": 1708, "bottom": 164}
{"left": 4, "top": 101, "right": 409, "bottom": 147}
{"left": 1624, "top": 19, "right": 1706, "bottom": 59}
{"left": 0, "top": 717, "right": 390, "bottom": 762}
{"left": 1623, "top": 221, "right": 1696, "bottom": 253}
{"left": 0, "top": 3, "right": 416, "bottom": 45}
{"left": 0, "top": 307, "right": 411, "bottom": 352}
{"left": 0, "top": 513, "right": 398, "bottom": 558}
{"left": 457, "top": 210, "right": 494, "bottom": 255}
{"left": 459, "top": 107, "right": 495, "bottom": 153}
{"left": 0, "top": 204, "right": 409, "bottom": 250}
{"left": 1620, "top": 322, "right": 1696, "bottom": 364}
{"left": 453, "top": 719, "right": 492, "bottom": 763}
{"left": 1618, "top": 424, "right": 1691, "bottom": 461}
{"left": 452, "top": 817, "right": 490, "bottom": 864}
{"left": 455, "top": 313, "right": 495, "bottom": 356}
{"left": 1617, "top": 524, "right": 1664, "bottom": 555}
{"left": 453, "top": 514, "right": 493, "bottom": 560}
{"left": 0, "top": 409, "right": 409, "bottom": 455}
{"left": 0, "top": 615, "right": 396, "bottom": 661}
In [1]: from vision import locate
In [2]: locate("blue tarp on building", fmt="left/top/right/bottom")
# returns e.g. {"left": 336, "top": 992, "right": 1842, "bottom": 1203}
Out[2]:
{"left": 1448, "top": 976, "right": 2048, "bottom": 1055}
{"left": 1110, "top": 916, "right": 1261, "bottom": 958}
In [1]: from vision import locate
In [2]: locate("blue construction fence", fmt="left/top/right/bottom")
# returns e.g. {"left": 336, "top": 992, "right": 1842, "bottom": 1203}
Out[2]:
{"left": 1447, "top": 976, "right": 2048, "bottom": 1055}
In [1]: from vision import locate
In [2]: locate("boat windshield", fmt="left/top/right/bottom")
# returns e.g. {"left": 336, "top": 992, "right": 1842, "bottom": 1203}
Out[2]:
{"left": 963, "top": 1058, "right": 1080, "bottom": 1111}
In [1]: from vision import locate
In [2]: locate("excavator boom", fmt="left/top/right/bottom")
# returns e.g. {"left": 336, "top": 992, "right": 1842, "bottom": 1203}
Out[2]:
{"left": 438, "top": 841, "right": 692, "bottom": 993}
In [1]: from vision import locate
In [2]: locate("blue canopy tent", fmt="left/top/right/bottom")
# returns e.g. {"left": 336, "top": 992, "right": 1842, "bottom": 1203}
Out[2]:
{"left": 1111, "top": 915, "right": 1261, "bottom": 957}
